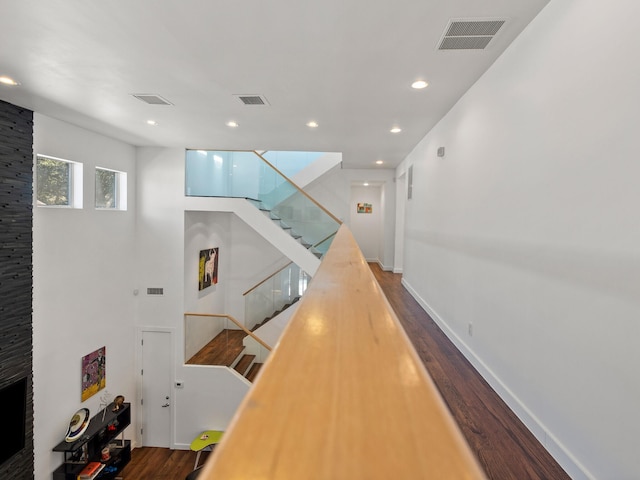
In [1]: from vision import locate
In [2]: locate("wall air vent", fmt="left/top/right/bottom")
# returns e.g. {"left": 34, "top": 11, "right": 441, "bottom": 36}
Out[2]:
{"left": 438, "top": 19, "right": 506, "bottom": 50}
{"left": 234, "top": 94, "right": 270, "bottom": 106}
{"left": 132, "top": 94, "right": 174, "bottom": 106}
{"left": 146, "top": 287, "right": 164, "bottom": 296}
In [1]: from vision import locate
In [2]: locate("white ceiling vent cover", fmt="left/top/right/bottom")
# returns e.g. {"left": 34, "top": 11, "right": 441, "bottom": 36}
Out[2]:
{"left": 438, "top": 19, "right": 506, "bottom": 50}
{"left": 132, "top": 94, "right": 173, "bottom": 105}
{"left": 234, "top": 94, "right": 270, "bottom": 106}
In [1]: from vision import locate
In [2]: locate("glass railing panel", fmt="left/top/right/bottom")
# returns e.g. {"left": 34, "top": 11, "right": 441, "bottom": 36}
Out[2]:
{"left": 244, "top": 263, "right": 309, "bottom": 331}
{"left": 242, "top": 336, "right": 271, "bottom": 364}
{"left": 185, "top": 314, "right": 244, "bottom": 365}
{"left": 261, "top": 151, "right": 323, "bottom": 179}
{"left": 186, "top": 149, "right": 341, "bottom": 251}
{"left": 185, "top": 150, "right": 261, "bottom": 198}
{"left": 312, "top": 232, "right": 337, "bottom": 255}
{"left": 270, "top": 189, "right": 339, "bottom": 248}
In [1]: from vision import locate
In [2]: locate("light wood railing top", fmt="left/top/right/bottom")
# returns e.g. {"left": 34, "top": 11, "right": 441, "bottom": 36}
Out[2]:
{"left": 199, "top": 225, "right": 486, "bottom": 479}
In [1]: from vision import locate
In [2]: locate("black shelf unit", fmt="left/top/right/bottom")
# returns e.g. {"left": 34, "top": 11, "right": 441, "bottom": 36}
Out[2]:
{"left": 52, "top": 402, "right": 131, "bottom": 480}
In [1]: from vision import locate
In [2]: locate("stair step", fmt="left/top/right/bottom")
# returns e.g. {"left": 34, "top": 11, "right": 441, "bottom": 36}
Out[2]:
{"left": 186, "top": 329, "right": 247, "bottom": 366}
{"left": 234, "top": 354, "right": 256, "bottom": 375}
{"left": 245, "top": 363, "right": 263, "bottom": 382}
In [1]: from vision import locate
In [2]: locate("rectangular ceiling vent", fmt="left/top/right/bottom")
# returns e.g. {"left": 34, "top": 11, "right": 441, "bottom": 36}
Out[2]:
{"left": 234, "top": 94, "right": 270, "bottom": 106}
{"left": 438, "top": 19, "right": 506, "bottom": 50}
{"left": 132, "top": 94, "right": 173, "bottom": 106}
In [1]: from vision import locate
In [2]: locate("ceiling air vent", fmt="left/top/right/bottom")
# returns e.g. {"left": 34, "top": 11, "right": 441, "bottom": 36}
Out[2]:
{"left": 438, "top": 19, "right": 506, "bottom": 50}
{"left": 146, "top": 287, "right": 164, "bottom": 296}
{"left": 132, "top": 94, "right": 173, "bottom": 106}
{"left": 234, "top": 94, "right": 270, "bottom": 106}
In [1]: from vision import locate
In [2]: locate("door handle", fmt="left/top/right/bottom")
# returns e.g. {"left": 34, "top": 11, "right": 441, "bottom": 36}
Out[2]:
{"left": 161, "top": 403, "right": 170, "bottom": 407}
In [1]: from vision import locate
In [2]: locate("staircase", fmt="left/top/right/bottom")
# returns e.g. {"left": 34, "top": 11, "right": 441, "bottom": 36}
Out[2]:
{"left": 186, "top": 328, "right": 263, "bottom": 383}
{"left": 186, "top": 299, "right": 299, "bottom": 382}
{"left": 253, "top": 200, "right": 323, "bottom": 259}
{"left": 250, "top": 297, "right": 300, "bottom": 332}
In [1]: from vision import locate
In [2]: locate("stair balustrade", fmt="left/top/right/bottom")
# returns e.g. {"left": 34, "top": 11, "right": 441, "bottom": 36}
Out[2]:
{"left": 185, "top": 150, "right": 341, "bottom": 258}
{"left": 183, "top": 313, "right": 271, "bottom": 383}
{"left": 243, "top": 261, "right": 309, "bottom": 332}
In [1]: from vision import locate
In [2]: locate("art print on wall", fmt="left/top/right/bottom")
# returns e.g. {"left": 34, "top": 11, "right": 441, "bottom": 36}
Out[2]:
{"left": 81, "top": 346, "right": 106, "bottom": 402}
{"left": 199, "top": 247, "right": 219, "bottom": 290}
{"left": 357, "top": 202, "right": 373, "bottom": 214}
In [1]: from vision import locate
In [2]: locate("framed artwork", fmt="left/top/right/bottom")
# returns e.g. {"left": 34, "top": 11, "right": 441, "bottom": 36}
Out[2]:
{"left": 357, "top": 202, "right": 372, "bottom": 214}
{"left": 81, "top": 346, "right": 106, "bottom": 402}
{"left": 199, "top": 247, "right": 219, "bottom": 290}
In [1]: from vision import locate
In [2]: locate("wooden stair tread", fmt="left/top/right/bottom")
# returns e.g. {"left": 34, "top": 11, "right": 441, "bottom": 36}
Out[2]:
{"left": 245, "top": 363, "right": 263, "bottom": 382}
{"left": 187, "top": 329, "right": 247, "bottom": 366}
{"left": 234, "top": 354, "right": 256, "bottom": 375}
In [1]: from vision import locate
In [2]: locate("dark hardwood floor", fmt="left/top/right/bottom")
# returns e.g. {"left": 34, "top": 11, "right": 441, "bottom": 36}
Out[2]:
{"left": 186, "top": 329, "right": 246, "bottom": 365}
{"left": 119, "top": 446, "right": 210, "bottom": 479}
{"left": 369, "top": 263, "right": 569, "bottom": 480}
{"left": 122, "top": 264, "right": 569, "bottom": 479}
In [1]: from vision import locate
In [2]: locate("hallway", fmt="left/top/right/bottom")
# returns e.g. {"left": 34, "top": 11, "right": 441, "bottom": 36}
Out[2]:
{"left": 369, "top": 263, "right": 569, "bottom": 479}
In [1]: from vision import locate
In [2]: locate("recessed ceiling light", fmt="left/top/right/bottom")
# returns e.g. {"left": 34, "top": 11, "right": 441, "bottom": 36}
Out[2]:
{"left": 146, "top": 120, "right": 158, "bottom": 126}
{"left": 363, "top": 183, "right": 369, "bottom": 186}
{"left": 411, "top": 80, "right": 428, "bottom": 89}
{"left": 306, "top": 121, "right": 319, "bottom": 128}
{"left": 390, "top": 127, "right": 402, "bottom": 133}
{"left": 375, "top": 160, "right": 384, "bottom": 165}
{"left": 226, "top": 121, "right": 239, "bottom": 128}
{"left": 0, "top": 76, "right": 20, "bottom": 86}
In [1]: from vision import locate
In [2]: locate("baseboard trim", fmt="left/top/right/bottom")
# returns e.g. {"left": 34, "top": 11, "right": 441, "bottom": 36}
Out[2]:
{"left": 365, "top": 258, "right": 393, "bottom": 272}
{"left": 400, "top": 277, "right": 594, "bottom": 480}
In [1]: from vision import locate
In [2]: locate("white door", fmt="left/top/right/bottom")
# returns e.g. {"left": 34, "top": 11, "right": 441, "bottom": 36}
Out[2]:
{"left": 141, "top": 330, "right": 172, "bottom": 447}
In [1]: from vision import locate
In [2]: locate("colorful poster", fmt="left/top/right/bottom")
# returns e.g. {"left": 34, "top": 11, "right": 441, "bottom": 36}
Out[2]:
{"left": 199, "top": 247, "right": 219, "bottom": 290}
{"left": 357, "top": 202, "right": 373, "bottom": 213}
{"left": 81, "top": 346, "right": 106, "bottom": 402}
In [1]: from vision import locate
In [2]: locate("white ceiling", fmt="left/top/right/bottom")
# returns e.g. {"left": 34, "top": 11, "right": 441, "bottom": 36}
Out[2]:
{"left": 0, "top": 0, "right": 549, "bottom": 169}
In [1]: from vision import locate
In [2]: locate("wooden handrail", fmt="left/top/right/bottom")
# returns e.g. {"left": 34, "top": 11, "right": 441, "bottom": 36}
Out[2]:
{"left": 252, "top": 150, "right": 343, "bottom": 226}
{"left": 312, "top": 230, "right": 337, "bottom": 249}
{"left": 242, "top": 261, "right": 294, "bottom": 297}
{"left": 198, "top": 225, "right": 487, "bottom": 479}
{"left": 183, "top": 312, "right": 272, "bottom": 351}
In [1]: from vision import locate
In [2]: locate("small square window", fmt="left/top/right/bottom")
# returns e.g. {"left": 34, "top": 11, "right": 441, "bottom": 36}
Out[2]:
{"left": 95, "top": 167, "right": 127, "bottom": 210}
{"left": 36, "top": 155, "right": 83, "bottom": 208}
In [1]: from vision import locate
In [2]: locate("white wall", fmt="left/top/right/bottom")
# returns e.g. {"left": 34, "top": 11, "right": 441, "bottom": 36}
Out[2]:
{"left": 398, "top": 0, "right": 640, "bottom": 478}
{"left": 33, "top": 114, "right": 137, "bottom": 480}
{"left": 350, "top": 186, "right": 381, "bottom": 262}
{"left": 306, "top": 168, "right": 396, "bottom": 270}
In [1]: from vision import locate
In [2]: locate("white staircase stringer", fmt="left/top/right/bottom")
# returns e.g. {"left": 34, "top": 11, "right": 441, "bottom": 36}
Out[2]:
{"left": 184, "top": 196, "right": 321, "bottom": 276}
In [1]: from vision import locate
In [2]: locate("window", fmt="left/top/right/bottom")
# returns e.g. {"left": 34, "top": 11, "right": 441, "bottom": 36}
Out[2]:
{"left": 36, "top": 155, "right": 83, "bottom": 208}
{"left": 95, "top": 167, "right": 127, "bottom": 210}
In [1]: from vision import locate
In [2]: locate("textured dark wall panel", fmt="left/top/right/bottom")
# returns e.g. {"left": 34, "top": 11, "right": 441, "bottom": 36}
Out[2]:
{"left": 0, "top": 99, "right": 34, "bottom": 479}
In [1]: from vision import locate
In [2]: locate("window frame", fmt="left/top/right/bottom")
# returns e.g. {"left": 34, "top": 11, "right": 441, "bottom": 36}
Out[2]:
{"left": 35, "top": 154, "right": 83, "bottom": 208}
{"left": 94, "top": 166, "right": 127, "bottom": 211}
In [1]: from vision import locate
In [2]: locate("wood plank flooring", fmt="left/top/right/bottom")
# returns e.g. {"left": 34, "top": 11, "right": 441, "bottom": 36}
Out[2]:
{"left": 122, "top": 264, "right": 569, "bottom": 479}
{"left": 119, "top": 447, "right": 210, "bottom": 479}
{"left": 369, "top": 263, "right": 570, "bottom": 480}
{"left": 186, "top": 329, "right": 246, "bottom": 365}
